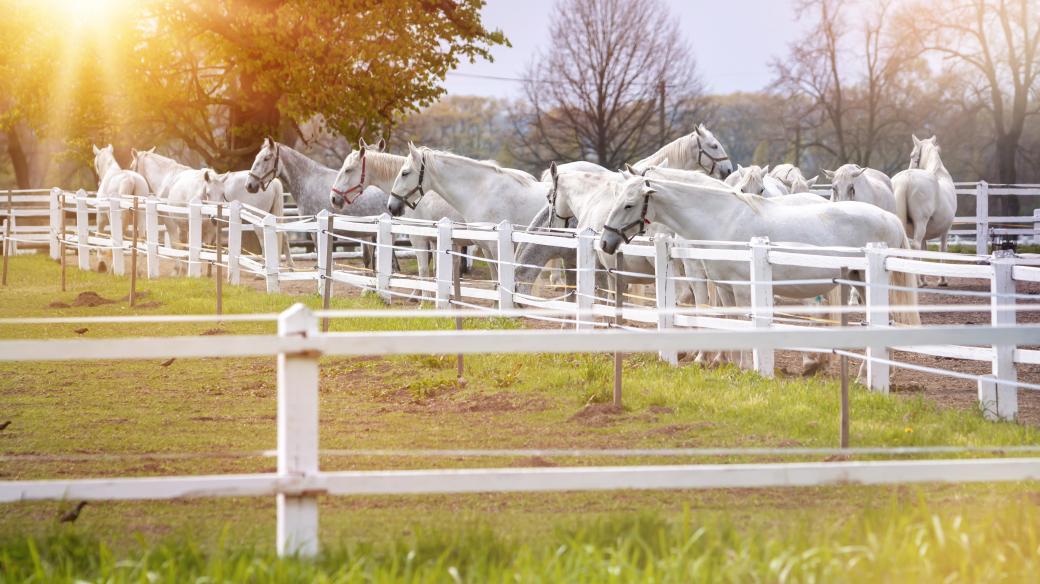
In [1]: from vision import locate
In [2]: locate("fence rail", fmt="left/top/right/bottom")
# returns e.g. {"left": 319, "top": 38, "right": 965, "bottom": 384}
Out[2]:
{"left": 2, "top": 304, "right": 1040, "bottom": 557}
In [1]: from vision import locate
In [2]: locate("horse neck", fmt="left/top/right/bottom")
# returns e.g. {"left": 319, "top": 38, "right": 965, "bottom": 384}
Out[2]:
{"left": 277, "top": 145, "right": 330, "bottom": 202}
{"left": 365, "top": 152, "right": 406, "bottom": 193}
{"left": 96, "top": 155, "right": 120, "bottom": 181}
{"left": 652, "top": 182, "right": 757, "bottom": 240}
{"left": 923, "top": 149, "right": 951, "bottom": 180}
{"left": 426, "top": 154, "right": 506, "bottom": 218}
{"left": 559, "top": 179, "right": 609, "bottom": 218}
{"left": 637, "top": 136, "right": 697, "bottom": 170}
{"left": 141, "top": 157, "right": 185, "bottom": 191}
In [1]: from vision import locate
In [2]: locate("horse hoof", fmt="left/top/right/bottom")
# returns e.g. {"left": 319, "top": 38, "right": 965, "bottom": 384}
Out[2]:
{"left": 936, "top": 280, "right": 949, "bottom": 288}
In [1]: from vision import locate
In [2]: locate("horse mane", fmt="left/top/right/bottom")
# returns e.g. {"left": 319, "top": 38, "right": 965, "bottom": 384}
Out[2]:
{"left": 655, "top": 176, "right": 761, "bottom": 214}
{"left": 639, "top": 134, "right": 698, "bottom": 169}
{"left": 363, "top": 150, "right": 407, "bottom": 179}
{"left": 423, "top": 147, "right": 538, "bottom": 186}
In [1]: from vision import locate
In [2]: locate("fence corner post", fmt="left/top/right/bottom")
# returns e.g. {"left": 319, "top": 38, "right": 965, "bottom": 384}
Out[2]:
{"left": 575, "top": 228, "right": 597, "bottom": 331}
{"left": 276, "top": 303, "right": 320, "bottom": 557}
{"left": 976, "top": 180, "right": 989, "bottom": 257}
{"left": 263, "top": 214, "right": 280, "bottom": 293}
{"left": 376, "top": 213, "right": 393, "bottom": 304}
{"left": 749, "top": 236, "right": 774, "bottom": 377}
{"left": 49, "top": 188, "right": 61, "bottom": 260}
{"left": 435, "top": 217, "right": 453, "bottom": 309}
{"left": 654, "top": 234, "right": 678, "bottom": 365}
{"left": 315, "top": 210, "right": 330, "bottom": 296}
{"left": 75, "top": 190, "right": 90, "bottom": 271}
{"left": 989, "top": 250, "right": 1017, "bottom": 421}
{"left": 496, "top": 220, "right": 515, "bottom": 311}
{"left": 187, "top": 196, "right": 203, "bottom": 278}
{"left": 864, "top": 242, "right": 890, "bottom": 393}
{"left": 145, "top": 197, "right": 160, "bottom": 279}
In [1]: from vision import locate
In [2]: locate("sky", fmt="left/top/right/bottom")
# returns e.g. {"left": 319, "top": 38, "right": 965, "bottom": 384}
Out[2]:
{"left": 444, "top": 0, "right": 811, "bottom": 98}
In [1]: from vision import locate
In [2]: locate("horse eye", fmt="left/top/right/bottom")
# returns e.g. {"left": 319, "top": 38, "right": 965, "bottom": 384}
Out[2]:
{"left": 264, "top": 156, "right": 271, "bottom": 161}
{"left": 623, "top": 204, "right": 634, "bottom": 210}
{"left": 401, "top": 170, "right": 410, "bottom": 177}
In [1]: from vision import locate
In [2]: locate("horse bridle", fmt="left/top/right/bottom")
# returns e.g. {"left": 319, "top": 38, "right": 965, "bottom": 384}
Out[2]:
{"left": 695, "top": 134, "right": 730, "bottom": 177}
{"left": 249, "top": 143, "right": 280, "bottom": 191}
{"left": 603, "top": 182, "right": 651, "bottom": 244}
{"left": 330, "top": 153, "right": 367, "bottom": 205}
{"left": 389, "top": 152, "right": 427, "bottom": 210}
{"left": 546, "top": 167, "right": 573, "bottom": 226}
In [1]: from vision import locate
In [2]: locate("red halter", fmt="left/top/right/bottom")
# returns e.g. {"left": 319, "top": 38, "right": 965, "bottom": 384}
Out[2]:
{"left": 330, "top": 154, "right": 367, "bottom": 205}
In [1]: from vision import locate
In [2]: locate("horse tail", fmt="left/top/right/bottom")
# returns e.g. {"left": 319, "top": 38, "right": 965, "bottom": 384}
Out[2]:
{"left": 892, "top": 174, "right": 911, "bottom": 234}
{"left": 889, "top": 235, "right": 921, "bottom": 326}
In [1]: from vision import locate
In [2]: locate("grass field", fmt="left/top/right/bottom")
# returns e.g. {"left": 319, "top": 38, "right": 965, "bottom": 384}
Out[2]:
{"left": 1, "top": 255, "right": 1039, "bottom": 582}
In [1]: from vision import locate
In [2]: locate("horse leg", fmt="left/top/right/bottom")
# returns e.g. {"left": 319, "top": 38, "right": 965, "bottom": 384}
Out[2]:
{"left": 412, "top": 235, "right": 432, "bottom": 302}
{"left": 937, "top": 233, "right": 950, "bottom": 287}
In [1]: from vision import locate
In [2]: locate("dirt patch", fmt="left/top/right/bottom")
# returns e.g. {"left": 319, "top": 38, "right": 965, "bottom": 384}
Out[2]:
{"left": 70, "top": 291, "right": 118, "bottom": 307}
{"left": 645, "top": 422, "right": 713, "bottom": 437}
{"left": 512, "top": 456, "right": 557, "bottom": 467}
{"left": 647, "top": 406, "right": 675, "bottom": 415}
{"left": 135, "top": 301, "right": 163, "bottom": 309}
{"left": 47, "top": 302, "right": 70, "bottom": 309}
{"left": 569, "top": 403, "right": 625, "bottom": 425}
{"left": 200, "top": 328, "right": 228, "bottom": 336}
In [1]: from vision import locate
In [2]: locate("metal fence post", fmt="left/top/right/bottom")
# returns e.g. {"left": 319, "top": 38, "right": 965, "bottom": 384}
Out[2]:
{"left": 576, "top": 228, "right": 597, "bottom": 331}
{"left": 187, "top": 196, "right": 202, "bottom": 277}
{"left": 75, "top": 190, "right": 90, "bottom": 271}
{"left": 976, "top": 180, "right": 989, "bottom": 257}
{"left": 228, "top": 201, "right": 242, "bottom": 285}
{"left": 435, "top": 218, "right": 453, "bottom": 309}
{"left": 496, "top": 220, "right": 515, "bottom": 311}
{"left": 376, "top": 213, "right": 393, "bottom": 303}
{"left": 315, "top": 210, "right": 329, "bottom": 296}
{"left": 864, "top": 242, "right": 890, "bottom": 393}
{"left": 749, "top": 237, "right": 774, "bottom": 377}
{"left": 982, "top": 250, "right": 1017, "bottom": 421}
{"left": 49, "top": 188, "right": 61, "bottom": 260}
{"left": 109, "top": 197, "right": 125, "bottom": 276}
{"left": 276, "top": 304, "right": 320, "bottom": 557}
{"left": 146, "top": 197, "right": 160, "bottom": 279}
{"left": 654, "top": 234, "right": 678, "bottom": 365}
{"left": 263, "top": 215, "right": 280, "bottom": 293}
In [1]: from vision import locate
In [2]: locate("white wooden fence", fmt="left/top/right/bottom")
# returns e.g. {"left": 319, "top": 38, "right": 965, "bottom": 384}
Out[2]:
{"left": 1, "top": 305, "right": 1039, "bottom": 557}
{"left": 44, "top": 187, "right": 1040, "bottom": 420}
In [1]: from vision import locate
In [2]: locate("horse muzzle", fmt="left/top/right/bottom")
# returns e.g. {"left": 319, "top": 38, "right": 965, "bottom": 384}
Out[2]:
{"left": 600, "top": 231, "right": 621, "bottom": 255}
{"left": 387, "top": 196, "right": 407, "bottom": 217}
{"left": 245, "top": 180, "right": 260, "bottom": 194}
{"left": 330, "top": 194, "right": 345, "bottom": 210}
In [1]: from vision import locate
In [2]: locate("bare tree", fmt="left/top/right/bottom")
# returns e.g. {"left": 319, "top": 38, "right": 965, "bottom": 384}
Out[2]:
{"left": 904, "top": 0, "right": 1040, "bottom": 186}
{"left": 511, "top": 0, "right": 705, "bottom": 170}
{"left": 772, "top": 0, "right": 919, "bottom": 171}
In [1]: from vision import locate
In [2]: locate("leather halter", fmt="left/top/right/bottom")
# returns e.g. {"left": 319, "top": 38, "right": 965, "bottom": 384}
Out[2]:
{"left": 546, "top": 167, "right": 573, "bottom": 226}
{"left": 603, "top": 182, "right": 651, "bottom": 244}
{"left": 695, "top": 134, "right": 730, "bottom": 177}
{"left": 330, "top": 153, "right": 367, "bottom": 205}
{"left": 248, "top": 143, "right": 280, "bottom": 190}
{"left": 389, "top": 152, "right": 427, "bottom": 210}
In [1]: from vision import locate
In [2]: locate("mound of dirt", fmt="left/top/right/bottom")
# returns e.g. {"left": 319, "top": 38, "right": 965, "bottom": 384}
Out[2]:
{"left": 47, "top": 302, "right": 70, "bottom": 309}
{"left": 70, "top": 291, "right": 117, "bottom": 307}
{"left": 569, "top": 403, "right": 625, "bottom": 425}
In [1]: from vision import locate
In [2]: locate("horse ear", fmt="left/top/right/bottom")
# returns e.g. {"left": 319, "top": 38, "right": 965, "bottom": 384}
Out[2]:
{"left": 203, "top": 170, "right": 212, "bottom": 183}
{"left": 807, "top": 176, "right": 819, "bottom": 187}
{"left": 696, "top": 123, "right": 707, "bottom": 136}
{"left": 359, "top": 137, "right": 368, "bottom": 149}
{"left": 376, "top": 138, "right": 386, "bottom": 152}
{"left": 912, "top": 134, "right": 921, "bottom": 146}
{"left": 761, "top": 165, "right": 770, "bottom": 174}
{"left": 408, "top": 141, "right": 420, "bottom": 158}
{"left": 549, "top": 161, "right": 558, "bottom": 178}
{"left": 623, "top": 163, "right": 636, "bottom": 174}
{"left": 736, "top": 164, "right": 744, "bottom": 172}
{"left": 852, "top": 167, "right": 867, "bottom": 178}
{"left": 822, "top": 169, "right": 835, "bottom": 180}
{"left": 147, "top": 146, "right": 156, "bottom": 154}
{"left": 92, "top": 144, "right": 100, "bottom": 155}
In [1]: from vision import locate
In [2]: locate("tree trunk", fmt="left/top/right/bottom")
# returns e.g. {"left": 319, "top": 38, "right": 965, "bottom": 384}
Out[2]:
{"left": 226, "top": 71, "right": 281, "bottom": 170}
{"left": 995, "top": 135, "right": 1020, "bottom": 216}
{"left": 6, "top": 128, "right": 32, "bottom": 189}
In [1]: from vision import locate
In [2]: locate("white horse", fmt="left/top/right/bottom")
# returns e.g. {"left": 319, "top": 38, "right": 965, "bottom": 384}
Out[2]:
{"left": 600, "top": 174, "right": 920, "bottom": 367}
{"left": 329, "top": 138, "right": 468, "bottom": 295}
{"left": 725, "top": 165, "right": 789, "bottom": 198}
{"left": 157, "top": 169, "right": 230, "bottom": 275}
{"left": 388, "top": 144, "right": 548, "bottom": 264}
{"left": 825, "top": 165, "right": 896, "bottom": 214}
{"left": 92, "top": 145, "right": 149, "bottom": 272}
{"left": 892, "top": 135, "right": 957, "bottom": 286}
{"left": 550, "top": 124, "right": 735, "bottom": 180}
{"left": 769, "top": 164, "right": 818, "bottom": 193}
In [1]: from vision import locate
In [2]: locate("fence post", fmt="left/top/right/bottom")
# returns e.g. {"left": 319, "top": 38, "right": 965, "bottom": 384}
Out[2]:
{"left": 496, "top": 220, "right": 515, "bottom": 311}
{"left": 748, "top": 237, "right": 774, "bottom": 376}
{"left": 315, "top": 210, "right": 329, "bottom": 295}
{"left": 146, "top": 197, "right": 160, "bottom": 279}
{"left": 75, "top": 190, "right": 90, "bottom": 271}
{"left": 575, "top": 228, "right": 597, "bottom": 331}
{"left": 654, "top": 234, "right": 678, "bottom": 365}
{"left": 864, "top": 242, "right": 890, "bottom": 393}
{"left": 228, "top": 201, "right": 242, "bottom": 285}
{"left": 276, "top": 303, "right": 320, "bottom": 558}
{"left": 981, "top": 250, "right": 1017, "bottom": 421}
{"left": 49, "top": 188, "right": 61, "bottom": 260}
{"left": 376, "top": 213, "right": 393, "bottom": 303}
{"left": 976, "top": 180, "right": 989, "bottom": 257}
{"left": 263, "top": 215, "right": 280, "bottom": 293}
{"left": 109, "top": 197, "right": 125, "bottom": 276}
{"left": 187, "top": 196, "right": 202, "bottom": 277}
{"left": 435, "top": 218, "right": 453, "bottom": 309}
{"left": 1033, "top": 209, "right": 1040, "bottom": 246}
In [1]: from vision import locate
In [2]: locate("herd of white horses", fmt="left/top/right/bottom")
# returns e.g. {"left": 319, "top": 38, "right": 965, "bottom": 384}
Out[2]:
{"left": 89, "top": 125, "right": 959, "bottom": 370}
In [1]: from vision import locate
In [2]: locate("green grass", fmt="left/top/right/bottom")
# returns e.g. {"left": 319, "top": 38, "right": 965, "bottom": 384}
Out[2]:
{"left": 1, "top": 255, "right": 1040, "bottom": 581}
